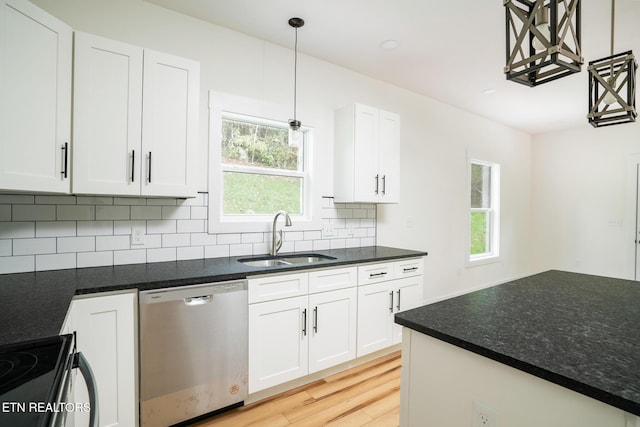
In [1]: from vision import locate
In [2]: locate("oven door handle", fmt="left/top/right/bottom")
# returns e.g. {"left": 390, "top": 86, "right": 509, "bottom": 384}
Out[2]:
{"left": 74, "top": 351, "right": 99, "bottom": 427}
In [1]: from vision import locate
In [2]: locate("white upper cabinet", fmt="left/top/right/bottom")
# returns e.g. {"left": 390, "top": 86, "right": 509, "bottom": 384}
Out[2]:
{"left": 72, "top": 32, "right": 143, "bottom": 196}
{"left": 72, "top": 32, "right": 199, "bottom": 197}
{"left": 334, "top": 103, "right": 400, "bottom": 203}
{"left": 141, "top": 49, "right": 199, "bottom": 197}
{"left": 0, "top": 0, "right": 72, "bottom": 193}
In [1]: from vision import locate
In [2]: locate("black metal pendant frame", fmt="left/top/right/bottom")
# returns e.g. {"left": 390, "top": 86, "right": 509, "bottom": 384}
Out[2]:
{"left": 504, "top": 0, "right": 582, "bottom": 86}
{"left": 588, "top": 51, "right": 637, "bottom": 127}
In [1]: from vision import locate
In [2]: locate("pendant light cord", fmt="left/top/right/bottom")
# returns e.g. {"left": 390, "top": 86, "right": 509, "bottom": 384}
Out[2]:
{"left": 610, "top": 0, "right": 615, "bottom": 56}
{"left": 293, "top": 26, "right": 299, "bottom": 123}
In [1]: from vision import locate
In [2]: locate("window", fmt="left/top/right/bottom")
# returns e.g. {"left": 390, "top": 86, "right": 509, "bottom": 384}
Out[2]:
{"left": 221, "top": 114, "right": 307, "bottom": 216}
{"left": 469, "top": 159, "right": 500, "bottom": 262}
{"left": 208, "top": 91, "right": 320, "bottom": 234}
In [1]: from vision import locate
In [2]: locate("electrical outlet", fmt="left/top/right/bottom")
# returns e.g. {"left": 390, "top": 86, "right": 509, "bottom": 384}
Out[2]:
{"left": 322, "top": 222, "right": 336, "bottom": 238}
{"left": 132, "top": 225, "right": 146, "bottom": 245}
{"left": 472, "top": 400, "right": 498, "bottom": 427}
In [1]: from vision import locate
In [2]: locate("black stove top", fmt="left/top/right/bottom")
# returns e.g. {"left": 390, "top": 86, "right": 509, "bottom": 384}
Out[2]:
{"left": 0, "top": 334, "right": 73, "bottom": 427}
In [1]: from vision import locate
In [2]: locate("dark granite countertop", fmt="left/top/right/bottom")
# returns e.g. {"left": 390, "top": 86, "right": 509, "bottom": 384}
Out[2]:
{"left": 394, "top": 270, "right": 640, "bottom": 417}
{"left": 0, "top": 246, "right": 426, "bottom": 346}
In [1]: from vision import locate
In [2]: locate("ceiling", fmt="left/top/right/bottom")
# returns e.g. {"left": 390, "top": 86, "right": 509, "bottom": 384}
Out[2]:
{"left": 146, "top": 0, "right": 640, "bottom": 135}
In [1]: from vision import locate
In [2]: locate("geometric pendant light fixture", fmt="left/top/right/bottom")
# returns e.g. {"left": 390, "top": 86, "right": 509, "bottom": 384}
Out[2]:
{"left": 587, "top": 0, "right": 637, "bottom": 127}
{"left": 504, "top": 0, "right": 583, "bottom": 86}
{"left": 288, "top": 17, "right": 304, "bottom": 138}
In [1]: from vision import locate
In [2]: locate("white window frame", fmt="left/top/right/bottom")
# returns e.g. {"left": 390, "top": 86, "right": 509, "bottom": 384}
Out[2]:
{"left": 208, "top": 91, "right": 321, "bottom": 234}
{"left": 468, "top": 158, "right": 501, "bottom": 265}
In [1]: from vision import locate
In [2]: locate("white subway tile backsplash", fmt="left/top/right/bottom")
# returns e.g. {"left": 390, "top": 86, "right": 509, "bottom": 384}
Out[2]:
{"left": 0, "top": 195, "right": 34, "bottom": 204}
{"left": 0, "top": 205, "right": 11, "bottom": 221}
{"left": 114, "top": 197, "right": 146, "bottom": 206}
{"left": 36, "top": 195, "right": 76, "bottom": 205}
{"left": 77, "top": 196, "right": 113, "bottom": 205}
{"left": 147, "top": 247, "right": 176, "bottom": 263}
{"left": 177, "top": 219, "right": 205, "bottom": 233}
{"left": 205, "top": 245, "right": 228, "bottom": 258}
{"left": 96, "top": 235, "right": 130, "bottom": 251}
{"left": 77, "top": 251, "right": 113, "bottom": 268}
{"left": 1, "top": 222, "right": 35, "bottom": 238}
{"left": 0, "top": 193, "right": 376, "bottom": 274}
{"left": 131, "top": 206, "right": 162, "bottom": 220}
{"left": 13, "top": 238, "right": 56, "bottom": 256}
{"left": 77, "top": 221, "right": 113, "bottom": 236}
{"left": 36, "top": 222, "right": 75, "bottom": 238}
{"left": 96, "top": 206, "right": 130, "bottom": 221}
{"left": 114, "top": 249, "right": 146, "bottom": 265}
{"left": 161, "top": 206, "right": 190, "bottom": 220}
{"left": 217, "top": 233, "right": 241, "bottom": 245}
{"left": 147, "top": 198, "right": 177, "bottom": 206}
{"left": 57, "top": 205, "right": 95, "bottom": 221}
{"left": 147, "top": 220, "right": 176, "bottom": 235}
{"left": 177, "top": 246, "right": 204, "bottom": 261}
{"left": 13, "top": 205, "right": 55, "bottom": 221}
{"left": 0, "top": 240, "right": 10, "bottom": 256}
{"left": 0, "top": 255, "right": 33, "bottom": 274}
{"left": 190, "top": 233, "right": 216, "bottom": 246}
{"left": 58, "top": 237, "right": 95, "bottom": 253}
{"left": 229, "top": 243, "right": 252, "bottom": 257}
{"left": 36, "top": 253, "right": 75, "bottom": 271}
{"left": 162, "top": 233, "right": 190, "bottom": 247}
{"left": 190, "top": 206, "right": 207, "bottom": 220}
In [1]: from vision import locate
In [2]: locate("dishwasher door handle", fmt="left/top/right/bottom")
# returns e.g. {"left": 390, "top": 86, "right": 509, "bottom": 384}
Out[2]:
{"left": 184, "top": 295, "right": 213, "bottom": 305}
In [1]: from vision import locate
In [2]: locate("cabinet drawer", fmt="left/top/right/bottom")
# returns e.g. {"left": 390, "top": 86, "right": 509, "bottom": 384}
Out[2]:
{"left": 394, "top": 258, "right": 424, "bottom": 278}
{"left": 309, "top": 267, "right": 357, "bottom": 294}
{"left": 358, "top": 262, "right": 393, "bottom": 285}
{"left": 248, "top": 273, "right": 308, "bottom": 304}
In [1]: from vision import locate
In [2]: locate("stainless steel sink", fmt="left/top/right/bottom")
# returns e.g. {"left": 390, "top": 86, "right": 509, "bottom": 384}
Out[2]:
{"left": 238, "top": 253, "right": 336, "bottom": 267}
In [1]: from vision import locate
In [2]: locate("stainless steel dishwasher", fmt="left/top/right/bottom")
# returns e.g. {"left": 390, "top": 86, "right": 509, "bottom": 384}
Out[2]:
{"left": 139, "top": 280, "right": 247, "bottom": 427}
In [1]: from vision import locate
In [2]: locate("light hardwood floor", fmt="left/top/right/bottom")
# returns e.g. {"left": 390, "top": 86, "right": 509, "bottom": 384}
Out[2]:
{"left": 191, "top": 351, "right": 401, "bottom": 427}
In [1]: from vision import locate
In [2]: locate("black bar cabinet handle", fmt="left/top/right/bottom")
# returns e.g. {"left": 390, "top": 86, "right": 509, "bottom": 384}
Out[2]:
{"left": 369, "top": 272, "right": 388, "bottom": 278}
{"left": 61, "top": 142, "right": 68, "bottom": 178}
{"left": 396, "top": 289, "right": 401, "bottom": 311}
{"left": 403, "top": 267, "right": 418, "bottom": 272}
{"left": 382, "top": 175, "right": 386, "bottom": 195}
{"left": 302, "top": 308, "right": 307, "bottom": 336}
{"left": 131, "top": 150, "right": 135, "bottom": 182}
{"left": 148, "top": 151, "right": 152, "bottom": 183}
{"left": 389, "top": 291, "right": 394, "bottom": 313}
{"left": 374, "top": 174, "right": 379, "bottom": 194}
{"left": 313, "top": 307, "right": 318, "bottom": 333}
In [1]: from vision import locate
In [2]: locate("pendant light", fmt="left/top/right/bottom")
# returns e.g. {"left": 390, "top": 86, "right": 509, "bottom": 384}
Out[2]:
{"left": 504, "top": 0, "right": 582, "bottom": 86}
{"left": 587, "top": 0, "right": 637, "bottom": 127}
{"left": 288, "top": 17, "right": 304, "bottom": 144}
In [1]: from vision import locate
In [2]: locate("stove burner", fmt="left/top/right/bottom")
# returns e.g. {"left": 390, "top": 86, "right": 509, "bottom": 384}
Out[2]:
{"left": 0, "top": 352, "right": 39, "bottom": 388}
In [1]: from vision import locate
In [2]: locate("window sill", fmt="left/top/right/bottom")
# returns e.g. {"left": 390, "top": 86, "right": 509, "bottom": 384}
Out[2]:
{"left": 467, "top": 254, "right": 501, "bottom": 268}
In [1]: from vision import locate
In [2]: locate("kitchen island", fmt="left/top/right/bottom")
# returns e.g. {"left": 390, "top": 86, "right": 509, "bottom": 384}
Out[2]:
{"left": 394, "top": 270, "right": 640, "bottom": 427}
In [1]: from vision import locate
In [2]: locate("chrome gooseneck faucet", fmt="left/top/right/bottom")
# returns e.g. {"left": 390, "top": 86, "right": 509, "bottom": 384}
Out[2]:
{"left": 271, "top": 211, "right": 292, "bottom": 256}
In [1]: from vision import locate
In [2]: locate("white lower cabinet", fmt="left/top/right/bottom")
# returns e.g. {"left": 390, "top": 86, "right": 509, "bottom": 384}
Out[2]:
{"left": 248, "top": 267, "right": 357, "bottom": 393}
{"left": 357, "top": 258, "right": 424, "bottom": 357}
{"left": 64, "top": 292, "right": 137, "bottom": 427}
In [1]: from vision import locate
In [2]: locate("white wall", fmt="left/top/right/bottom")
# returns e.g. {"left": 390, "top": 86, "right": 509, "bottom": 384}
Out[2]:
{"left": 15, "top": 0, "right": 534, "bottom": 299}
{"left": 531, "top": 123, "right": 640, "bottom": 280}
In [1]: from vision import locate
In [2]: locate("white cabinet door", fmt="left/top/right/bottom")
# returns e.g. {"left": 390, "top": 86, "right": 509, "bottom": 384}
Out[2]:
{"left": 333, "top": 103, "right": 400, "bottom": 203}
{"left": 141, "top": 49, "right": 199, "bottom": 197}
{"left": 353, "top": 104, "right": 380, "bottom": 203}
{"left": 72, "top": 32, "right": 143, "bottom": 196}
{"left": 357, "top": 281, "right": 394, "bottom": 357}
{"left": 248, "top": 295, "right": 309, "bottom": 393}
{"left": 308, "top": 287, "right": 357, "bottom": 373}
{"left": 69, "top": 292, "right": 137, "bottom": 427}
{"left": 378, "top": 110, "right": 400, "bottom": 203}
{"left": 0, "top": 0, "right": 71, "bottom": 193}
{"left": 392, "top": 275, "right": 424, "bottom": 344}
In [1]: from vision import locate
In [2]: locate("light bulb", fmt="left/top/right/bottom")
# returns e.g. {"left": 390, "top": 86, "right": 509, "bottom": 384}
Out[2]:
{"left": 603, "top": 84, "right": 618, "bottom": 105}
{"left": 288, "top": 127, "right": 302, "bottom": 147}
{"left": 532, "top": 23, "right": 550, "bottom": 51}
